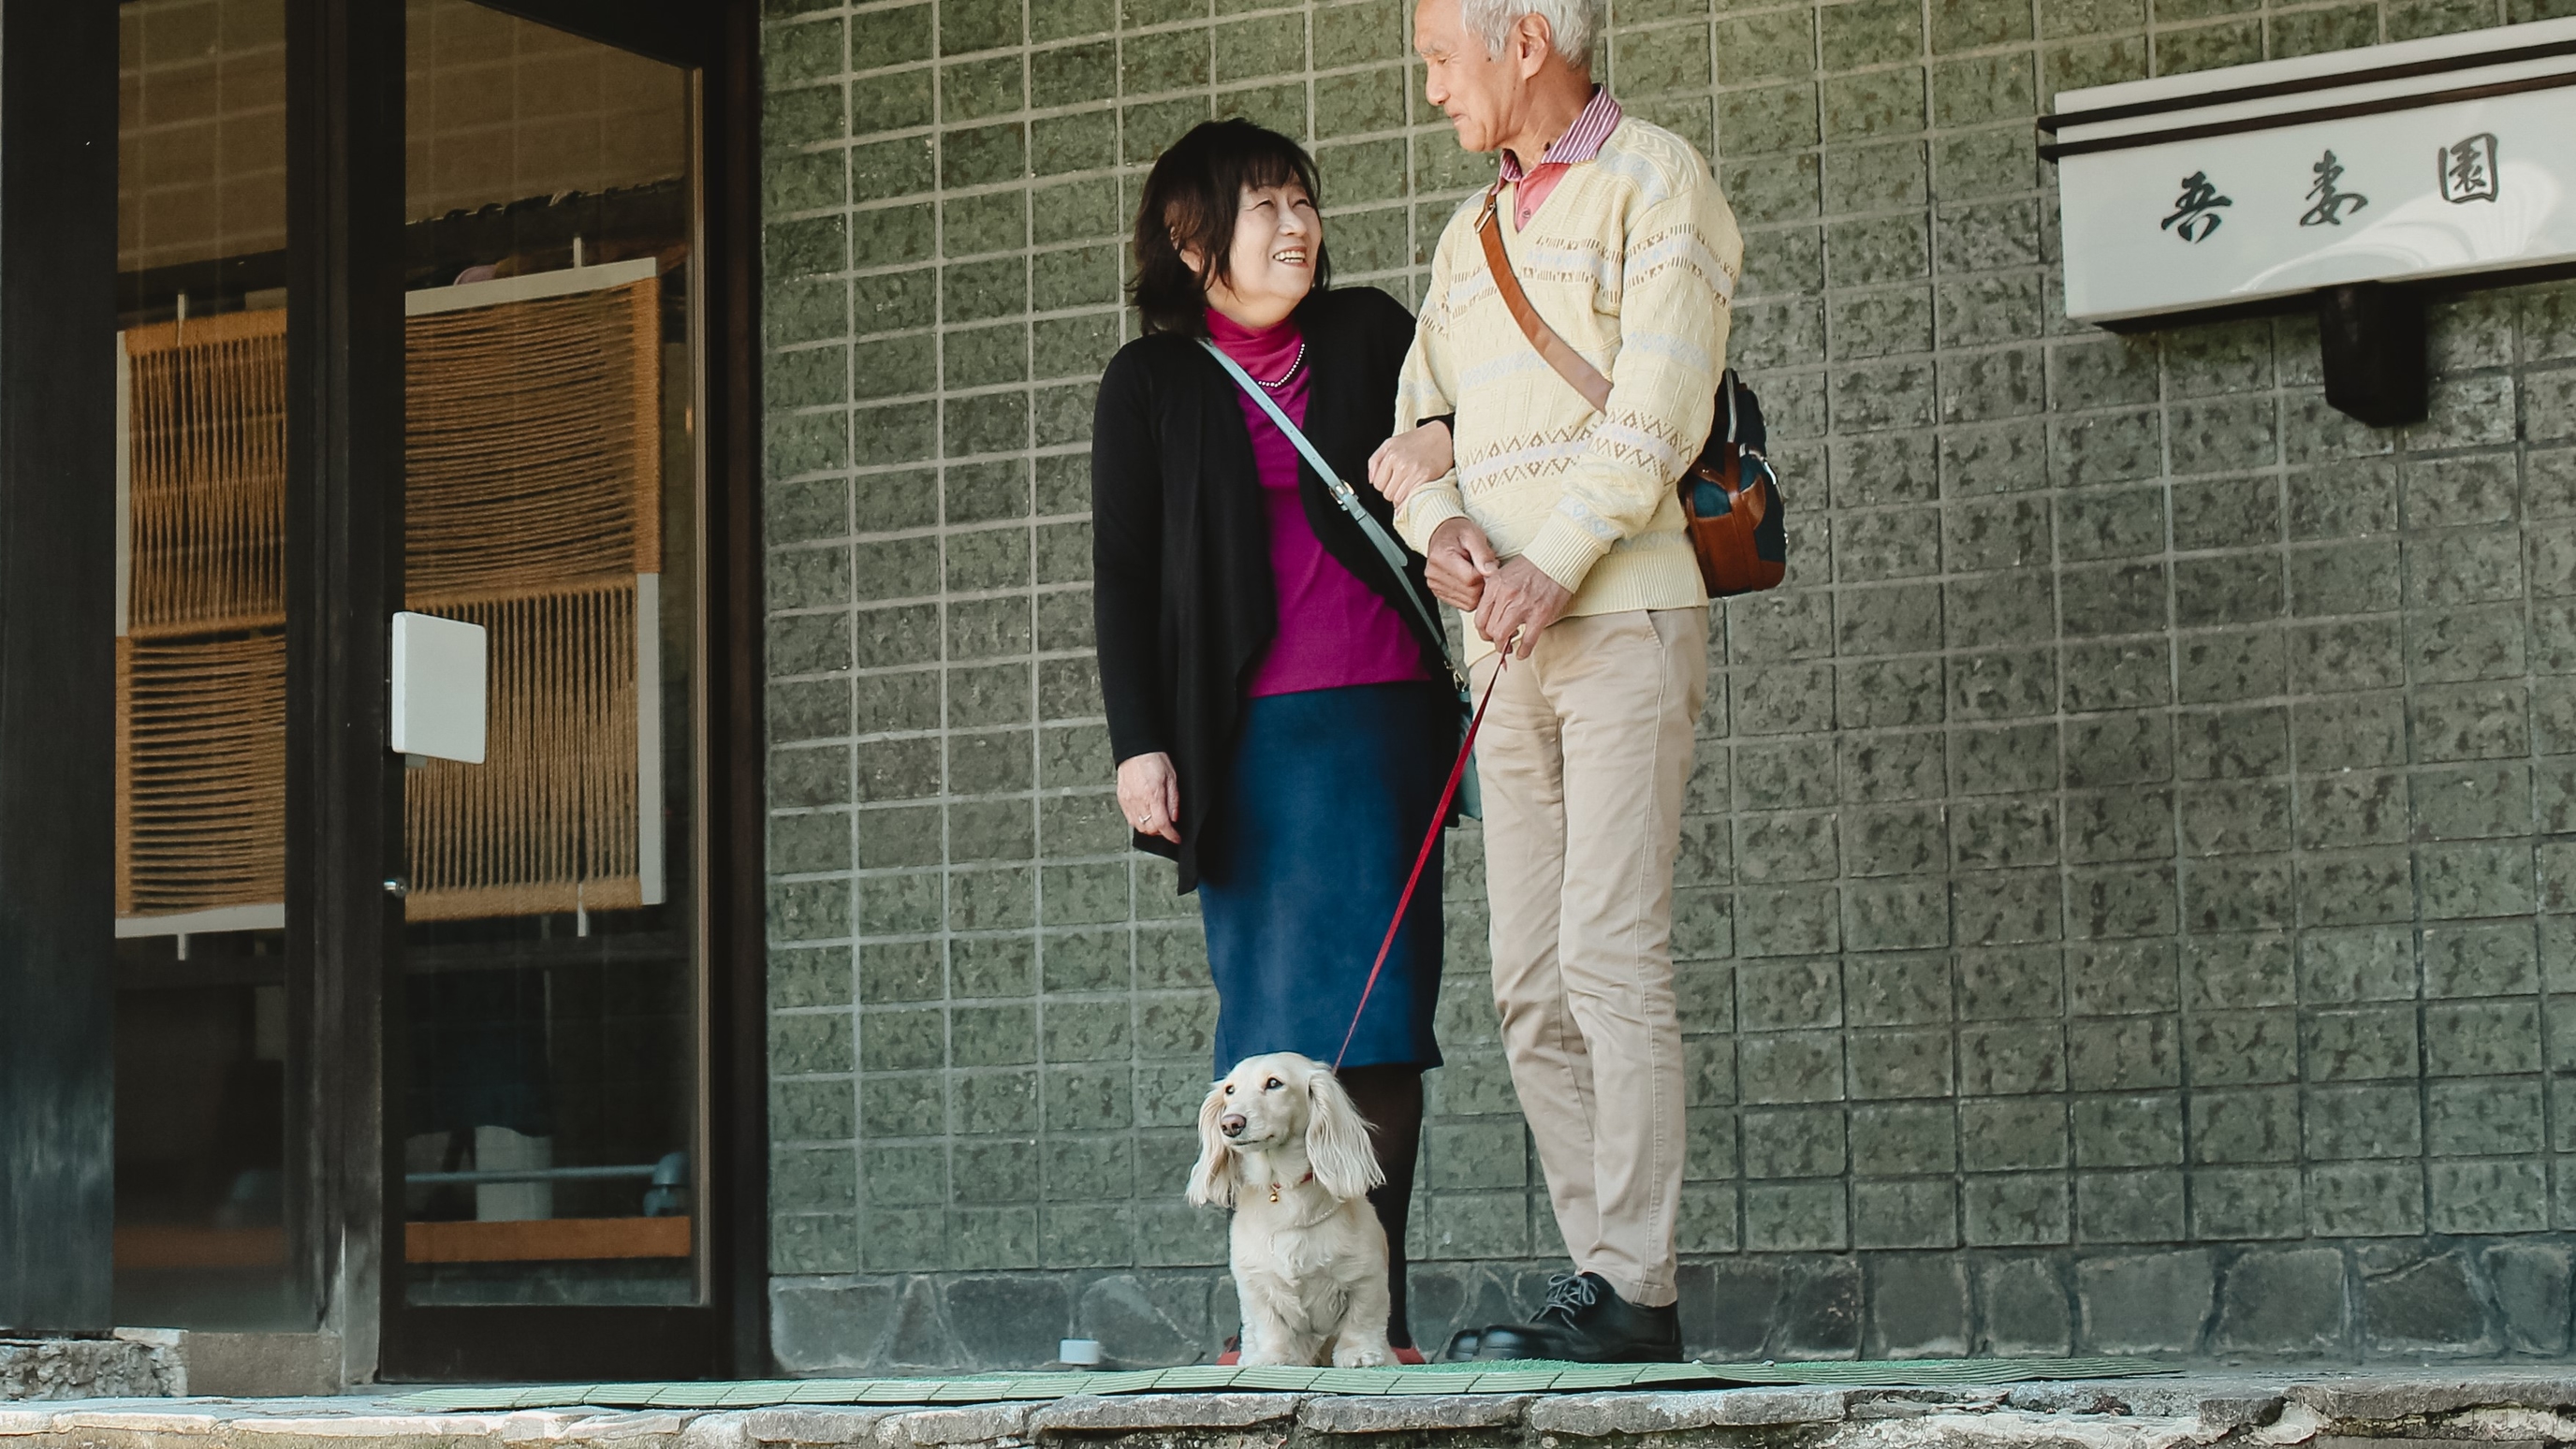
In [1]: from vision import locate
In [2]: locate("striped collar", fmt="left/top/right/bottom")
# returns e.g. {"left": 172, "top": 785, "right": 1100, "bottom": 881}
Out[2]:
{"left": 1498, "top": 86, "right": 1623, "bottom": 183}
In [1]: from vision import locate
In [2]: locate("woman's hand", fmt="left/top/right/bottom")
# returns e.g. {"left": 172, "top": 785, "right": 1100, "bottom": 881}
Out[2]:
{"left": 1423, "top": 516, "right": 1496, "bottom": 612}
{"left": 1117, "top": 752, "right": 1183, "bottom": 844}
{"left": 1366, "top": 420, "right": 1453, "bottom": 505}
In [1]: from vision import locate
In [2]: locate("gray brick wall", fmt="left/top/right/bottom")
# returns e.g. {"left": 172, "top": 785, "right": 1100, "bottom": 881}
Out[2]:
{"left": 757, "top": 0, "right": 2576, "bottom": 1371}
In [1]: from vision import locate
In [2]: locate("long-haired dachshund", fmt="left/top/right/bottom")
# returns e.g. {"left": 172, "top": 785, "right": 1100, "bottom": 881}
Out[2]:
{"left": 1186, "top": 1051, "right": 1392, "bottom": 1367}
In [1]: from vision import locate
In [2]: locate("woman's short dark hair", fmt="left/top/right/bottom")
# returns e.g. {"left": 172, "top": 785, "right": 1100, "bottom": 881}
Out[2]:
{"left": 1130, "top": 119, "right": 1332, "bottom": 336}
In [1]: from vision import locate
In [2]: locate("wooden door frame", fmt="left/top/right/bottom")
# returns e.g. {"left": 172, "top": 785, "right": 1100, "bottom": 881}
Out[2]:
{"left": 0, "top": 0, "right": 119, "bottom": 1338}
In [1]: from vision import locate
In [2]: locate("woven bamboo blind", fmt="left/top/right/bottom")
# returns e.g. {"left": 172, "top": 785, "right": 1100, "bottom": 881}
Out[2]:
{"left": 124, "top": 311, "right": 289, "bottom": 634}
{"left": 116, "top": 312, "right": 292, "bottom": 917}
{"left": 115, "top": 629, "right": 288, "bottom": 916}
{"left": 400, "top": 275, "right": 663, "bottom": 920}
{"left": 402, "top": 580, "right": 644, "bottom": 920}
{"left": 116, "top": 273, "right": 666, "bottom": 924}
{"left": 407, "top": 282, "right": 663, "bottom": 597}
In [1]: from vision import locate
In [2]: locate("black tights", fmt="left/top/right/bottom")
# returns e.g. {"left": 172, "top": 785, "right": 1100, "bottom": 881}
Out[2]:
{"left": 1336, "top": 1063, "right": 1424, "bottom": 1349}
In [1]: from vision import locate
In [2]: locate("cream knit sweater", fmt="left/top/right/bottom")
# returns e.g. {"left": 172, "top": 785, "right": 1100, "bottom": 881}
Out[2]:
{"left": 1394, "top": 117, "right": 1742, "bottom": 662}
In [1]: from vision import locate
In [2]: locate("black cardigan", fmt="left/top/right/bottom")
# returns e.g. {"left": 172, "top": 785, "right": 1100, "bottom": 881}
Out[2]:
{"left": 1090, "top": 285, "right": 1452, "bottom": 893}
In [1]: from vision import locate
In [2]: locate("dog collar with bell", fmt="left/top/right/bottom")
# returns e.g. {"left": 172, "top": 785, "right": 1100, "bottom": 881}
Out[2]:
{"left": 1268, "top": 1171, "right": 1315, "bottom": 1205}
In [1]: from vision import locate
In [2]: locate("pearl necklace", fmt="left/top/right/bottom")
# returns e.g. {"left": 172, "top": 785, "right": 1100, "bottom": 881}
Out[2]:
{"left": 1256, "top": 341, "right": 1307, "bottom": 390}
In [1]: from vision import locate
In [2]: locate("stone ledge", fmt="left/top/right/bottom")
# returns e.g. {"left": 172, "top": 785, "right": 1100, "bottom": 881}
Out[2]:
{"left": 1823, "top": 1411, "right": 2205, "bottom": 1449}
{"left": 1295, "top": 1395, "right": 1532, "bottom": 1434}
{"left": 1837, "top": 1391, "right": 2014, "bottom": 1421}
{"left": 733, "top": 1408, "right": 905, "bottom": 1446}
{"left": 227, "top": 1414, "right": 517, "bottom": 1437}
{"left": 0, "top": 1338, "right": 183, "bottom": 1403}
{"left": 2285, "top": 1382, "right": 2576, "bottom": 1422}
{"left": 880, "top": 1405, "right": 1030, "bottom": 1447}
{"left": 1028, "top": 1395, "right": 1304, "bottom": 1433}
{"left": 1525, "top": 1386, "right": 1849, "bottom": 1436}
{"left": 28, "top": 1372, "right": 2576, "bottom": 1449}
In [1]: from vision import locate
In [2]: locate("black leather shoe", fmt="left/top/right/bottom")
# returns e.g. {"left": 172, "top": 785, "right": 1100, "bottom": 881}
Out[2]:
{"left": 1462, "top": 1272, "right": 1683, "bottom": 1363}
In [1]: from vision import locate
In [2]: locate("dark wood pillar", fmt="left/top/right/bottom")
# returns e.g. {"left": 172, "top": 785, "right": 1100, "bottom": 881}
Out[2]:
{"left": 709, "top": 0, "right": 774, "bottom": 1378}
{"left": 0, "top": 0, "right": 119, "bottom": 1336}
{"left": 284, "top": 0, "right": 405, "bottom": 1383}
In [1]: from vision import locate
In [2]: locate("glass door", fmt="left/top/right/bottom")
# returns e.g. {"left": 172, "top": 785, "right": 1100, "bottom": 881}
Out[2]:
{"left": 369, "top": 0, "right": 759, "bottom": 1380}
{"left": 390, "top": 0, "right": 707, "bottom": 1316}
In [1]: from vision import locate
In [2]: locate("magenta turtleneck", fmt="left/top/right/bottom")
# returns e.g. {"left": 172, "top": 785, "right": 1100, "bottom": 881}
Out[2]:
{"left": 1204, "top": 306, "right": 1424, "bottom": 697}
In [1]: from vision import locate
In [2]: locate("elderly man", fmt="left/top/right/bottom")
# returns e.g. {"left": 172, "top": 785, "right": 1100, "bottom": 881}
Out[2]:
{"left": 1366, "top": 0, "right": 1739, "bottom": 1363}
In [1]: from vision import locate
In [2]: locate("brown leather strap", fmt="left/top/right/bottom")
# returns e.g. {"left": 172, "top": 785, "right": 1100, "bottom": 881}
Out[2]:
{"left": 1474, "top": 183, "right": 1613, "bottom": 414}
{"left": 1704, "top": 445, "right": 1768, "bottom": 527}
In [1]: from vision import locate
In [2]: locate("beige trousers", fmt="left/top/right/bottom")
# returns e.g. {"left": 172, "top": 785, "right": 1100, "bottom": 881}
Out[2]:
{"left": 1471, "top": 607, "right": 1706, "bottom": 1309}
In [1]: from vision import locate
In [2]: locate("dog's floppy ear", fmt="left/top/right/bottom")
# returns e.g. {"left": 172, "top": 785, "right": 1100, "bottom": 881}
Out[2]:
{"left": 1186, "top": 1077, "right": 1237, "bottom": 1208}
{"left": 1303, "top": 1064, "right": 1385, "bottom": 1202}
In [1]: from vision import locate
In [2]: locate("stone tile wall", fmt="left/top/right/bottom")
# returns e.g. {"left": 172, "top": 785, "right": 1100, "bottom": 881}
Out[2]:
{"left": 756, "top": 0, "right": 2576, "bottom": 1370}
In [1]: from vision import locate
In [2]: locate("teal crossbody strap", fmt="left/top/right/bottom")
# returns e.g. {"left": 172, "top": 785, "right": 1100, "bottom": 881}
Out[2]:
{"left": 1199, "top": 338, "right": 1481, "bottom": 817}
{"left": 1199, "top": 340, "right": 1457, "bottom": 672}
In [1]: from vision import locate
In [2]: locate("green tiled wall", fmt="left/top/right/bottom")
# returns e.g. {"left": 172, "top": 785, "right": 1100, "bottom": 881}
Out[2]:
{"left": 761, "top": 0, "right": 2576, "bottom": 1368}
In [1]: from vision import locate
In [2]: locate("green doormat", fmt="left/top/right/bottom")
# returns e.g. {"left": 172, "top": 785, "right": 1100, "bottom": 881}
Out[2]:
{"left": 391, "top": 1356, "right": 2170, "bottom": 1412}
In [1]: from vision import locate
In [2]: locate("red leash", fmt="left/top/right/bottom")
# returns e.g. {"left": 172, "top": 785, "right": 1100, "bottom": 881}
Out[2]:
{"left": 1333, "top": 654, "right": 1508, "bottom": 1072}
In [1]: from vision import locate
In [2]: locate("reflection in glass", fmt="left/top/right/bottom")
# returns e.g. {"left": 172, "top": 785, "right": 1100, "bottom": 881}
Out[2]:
{"left": 398, "top": 0, "right": 700, "bottom": 1308}
{"left": 112, "top": 0, "right": 303, "bottom": 1332}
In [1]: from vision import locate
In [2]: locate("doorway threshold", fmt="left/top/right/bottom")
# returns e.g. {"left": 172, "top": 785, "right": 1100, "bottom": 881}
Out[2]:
{"left": 0, "top": 1331, "right": 336, "bottom": 1402}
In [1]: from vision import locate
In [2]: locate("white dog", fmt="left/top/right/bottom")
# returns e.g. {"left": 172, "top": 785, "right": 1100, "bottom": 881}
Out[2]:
{"left": 1186, "top": 1051, "right": 1393, "bottom": 1368}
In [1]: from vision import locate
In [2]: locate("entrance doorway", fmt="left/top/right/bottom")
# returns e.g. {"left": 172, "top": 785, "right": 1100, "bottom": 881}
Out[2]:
{"left": 389, "top": 0, "right": 702, "bottom": 1317}
{"left": 95, "top": 0, "right": 764, "bottom": 1382}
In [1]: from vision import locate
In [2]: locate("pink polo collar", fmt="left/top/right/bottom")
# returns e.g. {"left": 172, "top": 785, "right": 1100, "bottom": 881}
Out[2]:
{"left": 1498, "top": 87, "right": 1623, "bottom": 228}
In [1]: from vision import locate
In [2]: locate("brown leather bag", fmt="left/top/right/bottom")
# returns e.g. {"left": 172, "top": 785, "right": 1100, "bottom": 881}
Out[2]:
{"left": 1473, "top": 186, "right": 1786, "bottom": 598}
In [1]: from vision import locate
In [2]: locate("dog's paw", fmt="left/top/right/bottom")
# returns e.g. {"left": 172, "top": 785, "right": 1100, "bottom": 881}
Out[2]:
{"left": 1332, "top": 1341, "right": 1393, "bottom": 1368}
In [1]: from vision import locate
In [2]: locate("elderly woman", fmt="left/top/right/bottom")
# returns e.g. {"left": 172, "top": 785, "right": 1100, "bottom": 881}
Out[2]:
{"left": 1090, "top": 119, "right": 1456, "bottom": 1358}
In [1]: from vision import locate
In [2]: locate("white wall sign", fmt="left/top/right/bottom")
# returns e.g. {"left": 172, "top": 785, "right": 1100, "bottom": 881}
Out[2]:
{"left": 2048, "top": 17, "right": 2576, "bottom": 323}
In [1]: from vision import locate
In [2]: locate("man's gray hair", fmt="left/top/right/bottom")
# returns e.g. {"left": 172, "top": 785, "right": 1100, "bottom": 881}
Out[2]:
{"left": 1460, "top": 0, "right": 1605, "bottom": 67}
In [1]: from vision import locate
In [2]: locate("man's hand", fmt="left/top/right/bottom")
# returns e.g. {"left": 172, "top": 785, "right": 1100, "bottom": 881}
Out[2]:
{"left": 1367, "top": 420, "right": 1453, "bottom": 506}
{"left": 1424, "top": 516, "right": 1497, "bottom": 612}
{"left": 1473, "top": 556, "right": 1574, "bottom": 658}
{"left": 1116, "top": 752, "right": 1182, "bottom": 843}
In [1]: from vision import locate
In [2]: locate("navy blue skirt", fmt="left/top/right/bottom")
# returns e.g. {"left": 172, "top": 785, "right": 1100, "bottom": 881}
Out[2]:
{"left": 1198, "top": 681, "right": 1452, "bottom": 1074}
